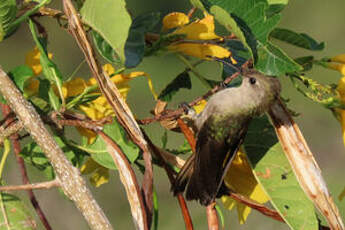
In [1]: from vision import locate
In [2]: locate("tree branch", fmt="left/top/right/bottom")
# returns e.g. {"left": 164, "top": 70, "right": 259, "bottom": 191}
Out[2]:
{"left": 0, "top": 67, "right": 113, "bottom": 230}
{"left": 0, "top": 180, "right": 59, "bottom": 192}
{"left": 61, "top": 0, "right": 155, "bottom": 227}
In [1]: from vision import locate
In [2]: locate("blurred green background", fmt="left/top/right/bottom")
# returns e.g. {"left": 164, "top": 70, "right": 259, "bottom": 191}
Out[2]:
{"left": 1, "top": 0, "right": 345, "bottom": 229}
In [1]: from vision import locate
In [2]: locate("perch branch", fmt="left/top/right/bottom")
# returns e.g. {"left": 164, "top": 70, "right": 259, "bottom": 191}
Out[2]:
{"left": 0, "top": 67, "right": 112, "bottom": 230}
{"left": 139, "top": 70, "right": 243, "bottom": 125}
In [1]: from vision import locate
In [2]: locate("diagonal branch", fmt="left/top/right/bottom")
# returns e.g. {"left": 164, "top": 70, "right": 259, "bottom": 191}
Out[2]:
{"left": 61, "top": 0, "right": 154, "bottom": 227}
{"left": 0, "top": 67, "right": 112, "bottom": 230}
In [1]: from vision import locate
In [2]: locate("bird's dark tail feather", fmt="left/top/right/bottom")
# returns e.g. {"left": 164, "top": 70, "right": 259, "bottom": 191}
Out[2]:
{"left": 172, "top": 154, "right": 195, "bottom": 195}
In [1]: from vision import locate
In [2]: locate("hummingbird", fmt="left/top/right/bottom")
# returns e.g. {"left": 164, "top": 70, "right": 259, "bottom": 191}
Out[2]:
{"left": 172, "top": 69, "right": 281, "bottom": 206}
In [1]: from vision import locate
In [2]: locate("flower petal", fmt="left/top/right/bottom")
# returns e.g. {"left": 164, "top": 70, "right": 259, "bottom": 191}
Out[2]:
{"left": 103, "top": 63, "right": 116, "bottom": 76}
{"left": 222, "top": 150, "right": 269, "bottom": 224}
{"left": 81, "top": 158, "right": 110, "bottom": 187}
{"left": 331, "top": 54, "right": 345, "bottom": 64}
{"left": 90, "top": 166, "right": 110, "bottom": 187}
{"left": 162, "top": 12, "right": 190, "bottom": 31}
{"left": 77, "top": 126, "right": 97, "bottom": 145}
{"left": 169, "top": 43, "right": 231, "bottom": 60}
{"left": 327, "top": 63, "right": 345, "bottom": 75}
{"left": 193, "top": 99, "right": 207, "bottom": 114}
{"left": 25, "top": 47, "right": 52, "bottom": 76}
{"left": 173, "top": 13, "right": 221, "bottom": 40}
{"left": 63, "top": 77, "right": 88, "bottom": 98}
{"left": 81, "top": 157, "right": 99, "bottom": 174}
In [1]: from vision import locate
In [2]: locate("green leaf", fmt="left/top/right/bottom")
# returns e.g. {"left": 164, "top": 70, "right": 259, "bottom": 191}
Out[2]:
{"left": 92, "top": 31, "right": 120, "bottom": 63}
{"left": 0, "top": 0, "right": 17, "bottom": 41}
{"left": 198, "top": 1, "right": 301, "bottom": 75}
{"left": 82, "top": 120, "right": 140, "bottom": 170}
{"left": 81, "top": 0, "right": 132, "bottom": 64}
{"left": 0, "top": 193, "right": 36, "bottom": 229}
{"left": 8, "top": 65, "right": 34, "bottom": 91}
{"left": 125, "top": 12, "right": 160, "bottom": 68}
{"left": 267, "top": 0, "right": 288, "bottom": 4}
{"left": 244, "top": 116, "right": 319, "bottom": 230}
{"left": 208, "top": 1, "right": 280, "bottom": 43}
{"left": 270, "top": 28, "right": 325, "bottom": 51}
{"left": 256, "top": 42, "right": 302, "bottom": 75}
{"left": 28, "top": 20, "right": 64, "bottom": 109}
{"left": 266, "top": 4, "right": 286, "bottom": 18}
{"left": 210, "top": 5, "right": 253, "bottom": 58}
{"left": 294, "top": 56, "right": 314, "bottom": 72}
{"left": 21, "top": 136, "right": 84, "bottom": 179}
{"left": 158, "top": 72, "right": 191, "bottom": 102}
{"left": 222, "top": 40, "right": 250, "bottom": 78}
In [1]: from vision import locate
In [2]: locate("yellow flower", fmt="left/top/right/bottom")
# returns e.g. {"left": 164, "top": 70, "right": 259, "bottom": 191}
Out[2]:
{"left": 25, "top": 47, "right": 53, "bottom": 76}
{"left": 163, "top": 12, "right": 232, "bottom": 60}
{"left": 162, "top": 12, "right": 190, "bottom": 31}
{"left": 80, "top": 158, "right": 109, "bottom": 187}
{"left": 24, "top": 47, "right": 53, "bottom": 96}
{"left": 331, "top": 54, "right": 345, "bottom": 64}
{"left": 221, "top": 150, "right": 269, "bottom": 224}
{"left": 336, "top": 76, "right": 345, "bottom": 145}
{"left": 62, "top": 64, "right": 156, "bottom": 144}
{"left": 193, "top": 99, "right": 207, "bottom": 114}
{"left": 327, "top": 63, "right": 345, "bottom": 75}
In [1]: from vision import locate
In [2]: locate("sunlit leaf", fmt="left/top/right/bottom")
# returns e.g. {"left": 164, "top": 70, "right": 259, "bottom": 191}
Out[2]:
{"left": 82, "top": 120, "right": 140, "bottom": 170}
{"left": 256, "top": 42, "right": 301, "bottom": 75}
{"left": 8, "top": 65, "right": 34, "bottom": 92}
{"left": 92, "top": 31, "right": 120, "bottom": 63}
{"left": 270, "top": 28, "right": 325, "bottom": 51}
{"left": 81, "top": 0, "right": 132, "bottom": 64}
{"left": 244, "top": 116, "right": 319, "bottom": 230}
{"left": 0, "top": 193, "right": 36, "bottom": 229}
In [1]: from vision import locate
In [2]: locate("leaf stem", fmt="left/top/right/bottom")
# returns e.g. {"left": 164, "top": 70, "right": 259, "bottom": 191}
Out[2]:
{"left": 0, "top": 139, "right": 11, "bottom": 178}
{"left": 9, "top": 0, "right": 51, "bottom": 32}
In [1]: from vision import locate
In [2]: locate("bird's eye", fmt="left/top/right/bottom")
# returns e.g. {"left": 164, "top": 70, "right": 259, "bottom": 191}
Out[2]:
{"left": 249, "top": 77, "right": 256, "bottom": 85}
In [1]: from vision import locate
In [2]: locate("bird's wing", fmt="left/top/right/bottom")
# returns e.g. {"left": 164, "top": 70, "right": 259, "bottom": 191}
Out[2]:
{"left": 186, "top": 115, "right": 250, "bottom": 205}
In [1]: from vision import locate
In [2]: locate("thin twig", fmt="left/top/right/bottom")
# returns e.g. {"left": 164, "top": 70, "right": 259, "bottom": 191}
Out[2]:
{"left": 0, "top": 180, "right": 59, "bottom": 192}
{"left": 0, "top": 120, "right": 23, "bottom": 144}
{"left": 227, "top": 192, "right": 284, "bottom": 222}
{"left": 0, "top": 103, "right": 53, "bottom": 230}
{"left": 139, "top": 71, "right": 242, "bottom": 125}
{"left": 187, "top": 7, "right": 197, "bottom": 18}
{"left": 98, "top": 131, "right": 148, "bottom": 230}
